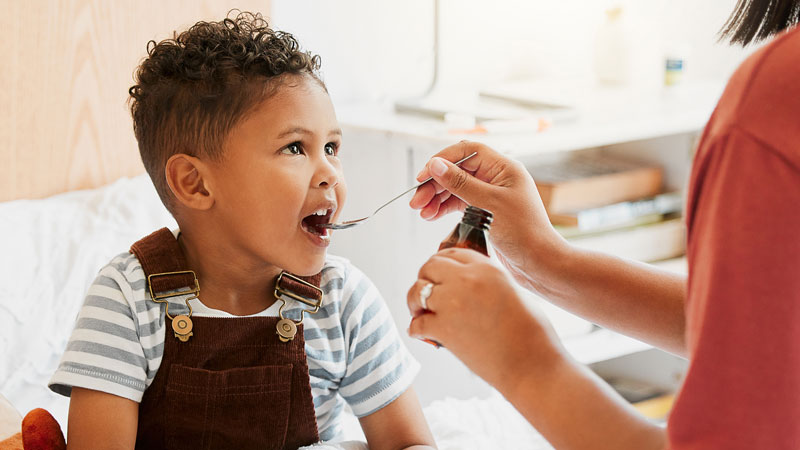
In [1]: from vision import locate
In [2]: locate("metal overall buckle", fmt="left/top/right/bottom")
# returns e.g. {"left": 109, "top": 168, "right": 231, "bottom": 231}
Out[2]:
{"left": 274, "top": 272, "right": 323, "bottom": 342}
{"left": 148, "top": 270, "right": 200, "bottom": 342}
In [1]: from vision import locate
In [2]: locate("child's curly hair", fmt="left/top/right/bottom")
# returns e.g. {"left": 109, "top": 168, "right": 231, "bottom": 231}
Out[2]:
{"left": 129, "top": 11, "right": 323, "bottom": 212}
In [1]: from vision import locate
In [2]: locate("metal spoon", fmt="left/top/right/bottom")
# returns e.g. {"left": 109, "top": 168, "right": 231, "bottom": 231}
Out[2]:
{"left": 319, "top": 152, "right": 478, "bottom": 230}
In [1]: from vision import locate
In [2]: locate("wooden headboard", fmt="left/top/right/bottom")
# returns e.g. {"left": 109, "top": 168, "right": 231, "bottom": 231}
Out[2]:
{"left": 0, "top": 0, "right": 269, "bottom": 202}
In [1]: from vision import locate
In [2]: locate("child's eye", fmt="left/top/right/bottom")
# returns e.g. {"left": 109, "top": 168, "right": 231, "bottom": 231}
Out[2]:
{"left": 324, "top": 143, "right": 338, "bottom": 156}
{"left": 282, "top": 143, "right": 303, "bottom": 155}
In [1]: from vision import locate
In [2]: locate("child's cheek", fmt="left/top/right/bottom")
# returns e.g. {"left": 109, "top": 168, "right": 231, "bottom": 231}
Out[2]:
{"left": 335, "top": 183, "right": 348, "bottom": 220}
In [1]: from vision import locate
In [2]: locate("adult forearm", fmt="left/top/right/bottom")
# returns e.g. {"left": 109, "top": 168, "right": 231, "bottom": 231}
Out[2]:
{"left": 500, "top": 351, "right": 666, "bottom": 450}
{"left": 524, "top": 239, "right": 687, "bottom": 356}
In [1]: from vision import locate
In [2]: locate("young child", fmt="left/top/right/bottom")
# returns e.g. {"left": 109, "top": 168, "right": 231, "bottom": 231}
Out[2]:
{"left": 48, "top": 12, "right": 435, "bottom": 450}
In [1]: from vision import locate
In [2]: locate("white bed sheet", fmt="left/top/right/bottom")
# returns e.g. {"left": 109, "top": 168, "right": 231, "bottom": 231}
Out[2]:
{"left": 0, "top": 174, "right": 176, "bottom": 427}
{"left": 422, "top": 392, "right": 552, "bottom": 449}
{"left": 333, "top": 390, "right": 552, "bottom": 449}
{"left": 0, "top": 175, "right": 552, "bottom": 449}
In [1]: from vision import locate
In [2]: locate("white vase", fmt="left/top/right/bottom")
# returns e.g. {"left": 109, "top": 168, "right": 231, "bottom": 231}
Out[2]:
{"left": 594, "top": 6, "right": 661, "bottom": 87}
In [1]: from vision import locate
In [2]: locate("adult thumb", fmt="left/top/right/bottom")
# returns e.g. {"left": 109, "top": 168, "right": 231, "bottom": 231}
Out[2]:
{"left": 427, "top": 157, "right": 482, "bottom": 203}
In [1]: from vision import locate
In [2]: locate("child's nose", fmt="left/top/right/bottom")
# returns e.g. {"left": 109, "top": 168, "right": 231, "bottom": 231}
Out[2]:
{"left": 313, "top": 158, "right": 340, "bottom": 188}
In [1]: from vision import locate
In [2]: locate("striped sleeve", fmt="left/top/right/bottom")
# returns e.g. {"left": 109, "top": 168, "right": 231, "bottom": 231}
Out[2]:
{"left": 337, "top": 263, "right": 420, "bottom": 417}
{"left": 49, "top": 262, "right": 149, "bottom": 402}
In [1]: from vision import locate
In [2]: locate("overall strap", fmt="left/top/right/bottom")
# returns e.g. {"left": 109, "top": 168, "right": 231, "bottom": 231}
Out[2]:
{"left": 129, "top": 228, "right": 323, "bottom": 304}
{"left": 130, "top": 228, "right": 194, "bottom": 294}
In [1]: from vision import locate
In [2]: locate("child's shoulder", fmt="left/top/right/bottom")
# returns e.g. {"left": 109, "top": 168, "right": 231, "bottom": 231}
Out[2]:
{"left": 319, "top": 255, "right": 377, "bottom": 300}
{"left": 101, "top": 251, "right": 145, "bottom": 287}
{"left": 101, "top": 228, "right": 177, "bottom": 288}
{"left": 321, "top": 254, "right": 371, "bottom": 284}
{"left": 321, "top": 253, "right": 350, "bottom": 275}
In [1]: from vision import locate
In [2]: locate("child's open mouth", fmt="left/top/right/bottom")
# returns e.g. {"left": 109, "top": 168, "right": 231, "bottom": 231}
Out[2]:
{"left": 301, "top": 208, "right": 333, "bottom": 241}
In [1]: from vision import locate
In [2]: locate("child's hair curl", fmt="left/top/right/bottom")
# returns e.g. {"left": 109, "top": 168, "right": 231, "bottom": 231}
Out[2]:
{"left": 129, "top": 10, "right": 323, "bottom": 212}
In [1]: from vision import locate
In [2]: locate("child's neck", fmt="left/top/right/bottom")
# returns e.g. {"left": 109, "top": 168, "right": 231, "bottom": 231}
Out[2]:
{"left": 177, "top": 230, "right": 282, "bottom": 316}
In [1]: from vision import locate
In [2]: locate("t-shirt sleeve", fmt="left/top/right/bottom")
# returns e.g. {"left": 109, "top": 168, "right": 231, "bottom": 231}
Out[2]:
{"left": 668, "top": 129, "right": 800, "bottom": 448}
{"left": 336, "top": 263, "right": 420, "bottom": 417}
{"left": 49, "top": 264, "right": 149, "bottom": 402}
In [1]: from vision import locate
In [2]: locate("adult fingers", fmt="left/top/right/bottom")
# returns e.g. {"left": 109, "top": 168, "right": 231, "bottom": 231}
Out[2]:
{"left": 410, "top": 178, "right": 450, "bottom": 209}
{"left": 435, "top": 247, "right": 489, "bottom": 264}
{"left": 413, "top": 142, "right": 498, "bottom": 209}
{"left": 417, "top": 253, "right": 466, "bottom": 285}
{"left": 427, "top": 194, "right": 466, "bottom": 221}
{"left": 415, "top": 141, "right": 484, "bottom": 182}
{"left": 419, "top": 191, "right": 453, "bottom": 220}
{"left": 408, "top": 313, "right": 443, "bottom": 346}
{"left": 419, "top": 199, "right": 440, "bottom": 221}
{"left": 424, "top": 157, "right": 491, "bottom": 207}
{"left": 409, "top": 182, "right": 437, "bottom": 210}
{"left": 407, "top": 278, "right": 436, "bottom": 318}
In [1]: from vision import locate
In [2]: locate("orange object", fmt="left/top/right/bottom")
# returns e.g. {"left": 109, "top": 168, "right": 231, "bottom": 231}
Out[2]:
{"left": 20, "top": 409, "right": 65, "bottom": 450}
{"left": 633, "top": 393, "right": 675, "bottom": 420}
{"left": 448, "top": 117, "right": 552, "bottom": 135}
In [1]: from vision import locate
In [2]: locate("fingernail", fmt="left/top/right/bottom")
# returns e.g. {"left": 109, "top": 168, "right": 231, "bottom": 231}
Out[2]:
{"left": 416, "top": 169, "right": 426, "bottom": 180}
{"left": 430, "top": 158, "right": 448, "bottom": 177}
{"left": 422, "top": 338, "right": 441, "bottom": 348}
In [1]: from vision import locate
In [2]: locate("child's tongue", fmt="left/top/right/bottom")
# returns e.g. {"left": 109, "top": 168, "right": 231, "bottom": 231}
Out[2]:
{"left": 302, "top": 214, "right": 328, "bottom": 236}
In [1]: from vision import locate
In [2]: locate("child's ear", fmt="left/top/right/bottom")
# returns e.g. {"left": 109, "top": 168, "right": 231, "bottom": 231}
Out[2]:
{"left": 165, "top": 154, "right": 215, "bottom": 211}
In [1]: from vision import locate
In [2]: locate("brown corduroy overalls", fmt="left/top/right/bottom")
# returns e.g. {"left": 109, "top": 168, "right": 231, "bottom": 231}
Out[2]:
{"left": 130, "top": 228, "right": 322, "bottom": 450}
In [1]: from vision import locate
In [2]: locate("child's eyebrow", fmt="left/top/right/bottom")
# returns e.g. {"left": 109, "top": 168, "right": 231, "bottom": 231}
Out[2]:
{"left": 276, "top": 127, "right": 342, "bottom": 139}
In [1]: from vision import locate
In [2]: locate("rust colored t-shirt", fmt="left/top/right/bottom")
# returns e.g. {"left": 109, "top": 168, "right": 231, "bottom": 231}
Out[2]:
{"left": 668, "top": 27, "right": 800, "bottom": 449}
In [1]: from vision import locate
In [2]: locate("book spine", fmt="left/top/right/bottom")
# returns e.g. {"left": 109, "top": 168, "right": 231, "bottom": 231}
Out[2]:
{"left": 571, "top": 192, "right": 683, "bottom": 230}
{"left": 541, "top": 166, "right": 663, "bottom": 213}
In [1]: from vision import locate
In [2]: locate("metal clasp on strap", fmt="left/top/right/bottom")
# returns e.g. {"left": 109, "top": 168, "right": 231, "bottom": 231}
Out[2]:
{"left": 274, "top": 272, "right": 323, "bottom": 310}
{"left": 147, "top": 270, "right": 199, "bottom": 342}
{"left": 148, "top": 270, "right": 200, "bottom": 303}
{"left": 274, "top": 272, "right": 324, "bottom": 342}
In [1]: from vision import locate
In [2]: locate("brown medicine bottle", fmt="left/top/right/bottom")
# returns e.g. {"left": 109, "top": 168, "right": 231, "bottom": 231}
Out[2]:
{"left": 422, "top": 205, "right": 493, "bottom": 349}
{"left": 438, "top": 205, "right": 493, "bottom": 256}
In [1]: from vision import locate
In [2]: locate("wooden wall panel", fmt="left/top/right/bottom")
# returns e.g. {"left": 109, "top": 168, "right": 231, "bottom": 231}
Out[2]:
{"left": 0, "top": 0, "right": 270, "bottom": 201}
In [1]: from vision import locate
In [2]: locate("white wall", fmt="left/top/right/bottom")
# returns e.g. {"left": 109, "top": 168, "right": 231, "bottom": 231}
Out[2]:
{"left": 271, "top": 0, "right": 433, "bottom": 103}
{"left": 271, "top": 0, "right": 757, "bottom": 105}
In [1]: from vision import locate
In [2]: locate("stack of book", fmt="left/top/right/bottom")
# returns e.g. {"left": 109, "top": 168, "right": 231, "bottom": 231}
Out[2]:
{"left": 529, "top": 153, "right": 685, "bottom": 262}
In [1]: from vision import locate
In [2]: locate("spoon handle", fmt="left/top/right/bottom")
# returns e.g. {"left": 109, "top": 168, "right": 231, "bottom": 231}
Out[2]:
{"left": 371, "top": 151, "right": 478, "bottom": 216}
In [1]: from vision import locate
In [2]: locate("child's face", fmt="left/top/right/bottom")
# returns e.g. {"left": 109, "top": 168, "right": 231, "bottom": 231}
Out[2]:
{"left": 207, "top": 76, "right": 346, "bottom": 276}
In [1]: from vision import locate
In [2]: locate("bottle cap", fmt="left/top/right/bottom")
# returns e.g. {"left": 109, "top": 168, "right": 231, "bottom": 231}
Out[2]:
{"left": 463, "top": 206, "right": 493, "bottom": 230}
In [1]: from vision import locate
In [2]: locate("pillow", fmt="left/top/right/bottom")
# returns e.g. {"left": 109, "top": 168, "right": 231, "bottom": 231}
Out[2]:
{"left": 0, "top": 394, "right": 21, "bottom": 441}
{"left": 0, "top": 174, "right": 176, "bottom": 428}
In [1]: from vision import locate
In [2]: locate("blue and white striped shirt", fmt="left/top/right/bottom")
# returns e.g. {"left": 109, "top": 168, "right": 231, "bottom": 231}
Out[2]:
{"left": 49, "top": 251, "right": 419, "bottom": 441}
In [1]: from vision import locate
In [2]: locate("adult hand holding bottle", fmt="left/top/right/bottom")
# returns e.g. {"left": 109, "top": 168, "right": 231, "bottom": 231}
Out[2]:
{"left": 407, "top": 140, "right": 684, "bottom": 449}
{"left": 409, "top": 141, "right": 567, "bottom": 294}
{"left": 408, "top": 142, "right": 568, "bottom": 380}
{"left": 408, "top": 140, "right": 685, "bottom": 355}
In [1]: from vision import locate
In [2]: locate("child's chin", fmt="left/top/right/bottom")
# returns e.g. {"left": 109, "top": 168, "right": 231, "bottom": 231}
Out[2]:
{"left": 286, "top": 256, "right": 326, "bottom": 277}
